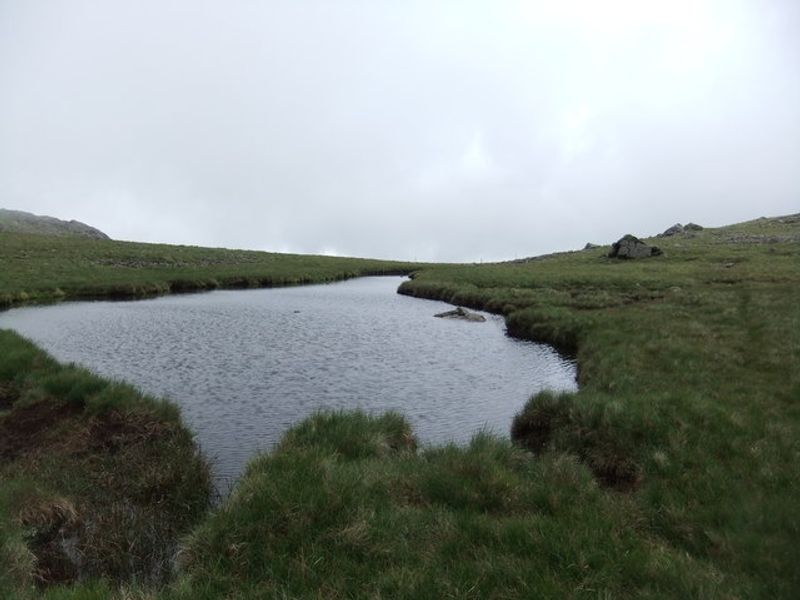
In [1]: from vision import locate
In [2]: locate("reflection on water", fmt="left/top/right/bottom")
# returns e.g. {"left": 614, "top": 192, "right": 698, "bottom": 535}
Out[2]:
{"left": 0, "top": 277, "right": 576, "bottom": 492}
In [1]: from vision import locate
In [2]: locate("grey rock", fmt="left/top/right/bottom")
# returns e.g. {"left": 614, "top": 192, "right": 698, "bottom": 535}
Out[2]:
{"left": 658, "top": 222, "right": 703, "bottom": 237}
{"left": 583, "top": 242, "right": 600, "bottom": 250}
{"left": 434, "top": 306, "right": 487, "bottom": 322}
{"left": 660, "top": 223, "right": 684, "bottom": 237}
{"left": 608, "top": 234, "right": 663, "bottom": 259}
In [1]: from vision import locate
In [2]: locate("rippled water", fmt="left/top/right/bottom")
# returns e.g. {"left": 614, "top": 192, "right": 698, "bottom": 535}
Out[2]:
{"left": 0, "top": 277, "right": 576, "bottom": 491}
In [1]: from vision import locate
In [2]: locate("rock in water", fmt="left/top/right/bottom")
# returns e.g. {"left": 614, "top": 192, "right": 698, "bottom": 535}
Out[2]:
{"left": 434, "top": 307, "right": 487, "bottom": 322}
{"left": 608, "top": 235, "right": 662, "bottom": 259}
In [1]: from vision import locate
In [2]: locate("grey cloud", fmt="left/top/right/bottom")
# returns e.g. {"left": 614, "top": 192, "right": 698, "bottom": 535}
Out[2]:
{"left": 1, "top": 1, "right": 798, "bottom": 261}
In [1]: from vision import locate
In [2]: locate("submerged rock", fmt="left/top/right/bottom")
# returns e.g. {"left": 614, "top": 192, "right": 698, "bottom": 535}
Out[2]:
{"left": 608, "top": 235, "right": 662, "bottom": 259}
{"left": 434, "top": 307, "right": 486, "bottom": 322}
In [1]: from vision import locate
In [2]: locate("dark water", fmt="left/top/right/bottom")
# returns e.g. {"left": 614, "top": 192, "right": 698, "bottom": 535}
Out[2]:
{"left": 0, "top": 277, "right": 576, "bottom": 491}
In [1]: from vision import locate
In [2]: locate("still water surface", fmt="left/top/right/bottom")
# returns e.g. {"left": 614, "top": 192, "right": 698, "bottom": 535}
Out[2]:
{"left": 0, "top": 277, "right": 576, "bottom": 491}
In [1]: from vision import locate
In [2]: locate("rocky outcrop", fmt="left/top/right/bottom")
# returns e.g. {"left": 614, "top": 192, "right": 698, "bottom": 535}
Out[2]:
{"left": 658, "top": 222, "right": 703, "bottom": 237}
{"left": 660, "top": 223, "right": 684, "bottom": 237}
{"left": 434, "top": 307, "right": 487, "bottom": 322}
{"left": 608, "top": 235, "right": 662, "bottom": 259}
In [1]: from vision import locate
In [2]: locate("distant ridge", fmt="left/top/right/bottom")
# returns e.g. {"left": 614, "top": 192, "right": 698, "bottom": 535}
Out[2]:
{"left": 0, "top": 208, "right": 110, "bottom": 240}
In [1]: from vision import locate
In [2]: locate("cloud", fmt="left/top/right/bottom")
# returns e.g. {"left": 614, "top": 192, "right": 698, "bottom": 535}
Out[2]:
{"left": 1, "top": 0, "right": 798, "bottom": 261}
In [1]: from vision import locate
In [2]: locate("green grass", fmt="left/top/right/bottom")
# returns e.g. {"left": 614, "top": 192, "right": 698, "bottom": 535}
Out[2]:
{"left": 1, "top": 214, "right": 799, "bottom": 597}
{"left": 0, "top": 331, "right": 211, "bottom": 599}
{"left": 0, "top": 233, "right": 421, "bottom": 308}
{"left": 398, "top": 215, "right": 800, "bottom": 597}
{"left": 163, "top": 411, "right": 726, "bottom": 599}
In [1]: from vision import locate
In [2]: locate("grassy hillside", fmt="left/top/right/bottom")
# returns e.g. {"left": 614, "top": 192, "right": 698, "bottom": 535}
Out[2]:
{"left": 0, "top": 209, "right": 109, "bottom": 241}
{"left": 0, "top": 214, "right": 798, "bottom": 598}
{"left": 398, "top": 214, "right": 800, "bottom": 596}
{"left": 0, "top": 233, "right": 420, "bottom": 308}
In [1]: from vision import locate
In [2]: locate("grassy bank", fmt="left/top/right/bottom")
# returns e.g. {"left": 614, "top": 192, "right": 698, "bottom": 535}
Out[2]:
{"left": 1, "top": 215, "right": 798, "bottom": 597}
{"left": 399, "top": 215, "right": 800, "bottom": 596}
{"left": 0, "top": 330, "right": 211, "bottom": 599}
{"left": 163, "top": 411, "right": 722, "bottom": 599}
{"left": 0, "top": 233, "right": 420, "bottom": 308}
{"left": 0, "top": 233, "right": 418, "bottom": 598}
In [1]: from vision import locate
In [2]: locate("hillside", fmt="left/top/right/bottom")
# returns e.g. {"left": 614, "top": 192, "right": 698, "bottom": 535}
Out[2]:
{"left": 0, "top": 208, "right": 110, "bottom": 240}
{"left": 0, "top": 232, "right": 420, "bottom": 308}
{"left": 0, "top": 214, "right": 798, "bottom": 598}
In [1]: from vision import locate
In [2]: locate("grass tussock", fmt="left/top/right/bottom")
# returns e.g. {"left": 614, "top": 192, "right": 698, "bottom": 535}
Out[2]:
{"left": 0, "top": 331, "right": 211, "bottom": 599}
{"left": 166, "top": 411, "right": 724, "bottom": 599}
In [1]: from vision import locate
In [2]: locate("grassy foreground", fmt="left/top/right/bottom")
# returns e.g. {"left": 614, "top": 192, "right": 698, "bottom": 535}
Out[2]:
{"left": 1, "top": 215, "right": 798, "bottom": 597}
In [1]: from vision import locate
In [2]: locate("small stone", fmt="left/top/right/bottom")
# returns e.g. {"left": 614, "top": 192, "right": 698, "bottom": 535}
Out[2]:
{"left": 434, "top": 307, "right": 487, "bottom": 322}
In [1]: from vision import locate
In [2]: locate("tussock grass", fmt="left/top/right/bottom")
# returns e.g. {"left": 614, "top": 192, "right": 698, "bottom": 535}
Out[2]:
{"left": 166, "top": 412, "right": 725, "bottom": 599}
{"left": 0, "top": 332, "right": 211, "bottom": 599}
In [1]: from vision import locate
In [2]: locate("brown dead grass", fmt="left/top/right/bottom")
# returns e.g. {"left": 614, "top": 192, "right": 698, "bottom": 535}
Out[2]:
{"left": 17, "top": 498, "right": 82, "bottom": 585}
{"left": 1, "top": 398, "right": 207, "bottom": 587}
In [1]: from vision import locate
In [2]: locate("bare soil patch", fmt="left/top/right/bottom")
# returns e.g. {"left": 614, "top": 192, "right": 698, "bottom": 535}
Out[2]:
{"left": 0, "top": 400, "right": 81, "bottom": 463}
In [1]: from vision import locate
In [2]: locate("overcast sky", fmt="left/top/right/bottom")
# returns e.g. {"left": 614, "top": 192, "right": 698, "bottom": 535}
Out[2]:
{"left": 1, "top": 1, "right": 798, "bottom": 261}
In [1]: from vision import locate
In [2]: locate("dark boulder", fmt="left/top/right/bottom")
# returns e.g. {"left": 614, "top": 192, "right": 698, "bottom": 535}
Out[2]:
{"left": 608, "top": 235, "right": 662, "bottom": 259}
{"left": 684, "top": 222, "right": 704, "bottom": 231}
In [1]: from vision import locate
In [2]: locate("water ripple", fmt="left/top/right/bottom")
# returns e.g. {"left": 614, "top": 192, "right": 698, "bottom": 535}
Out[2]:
{"left": 0, "top": 277, "right": 577, "bottom": 492}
